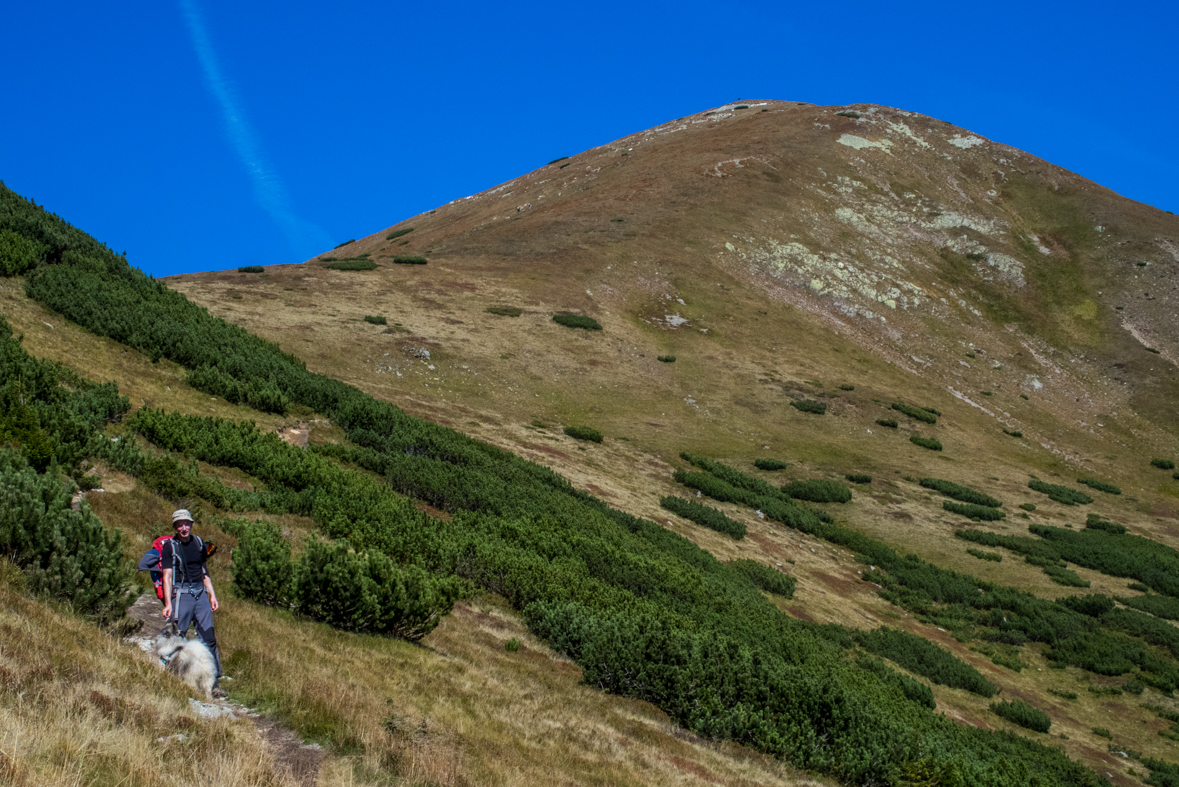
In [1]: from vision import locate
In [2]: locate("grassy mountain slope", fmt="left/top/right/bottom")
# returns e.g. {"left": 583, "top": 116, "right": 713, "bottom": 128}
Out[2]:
{"left": 2, "top": 100, "right": 1179, "bottom": 785}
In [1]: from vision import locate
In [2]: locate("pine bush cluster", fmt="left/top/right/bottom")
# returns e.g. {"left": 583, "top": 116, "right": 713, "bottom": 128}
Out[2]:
{"left": 1077, "top": 477, "right": 1121, "bottom": 495}
{"left": 563, "top": 425, "right": 602, "bottom": 443}
{"left": 854, "top": 626, "right": 997, "bottom": 696}
{"left": 552, "top": 314, "right": 601, "bottom": 330}
{"left": 0, "top": 447, "right": 133, "bottom": 623}
{"left": 790, "top": 399, "right": 826, "bottom": 415}
{"left": 727, "top": 558, "right": 795, "bottom": 597}
{"left": 1028, "top": 480, "right": 1093, "bottom": 506}
{"left": 892, "top": 403, "right": 937, "bottom": 424}
{"left": 943, "top": 501, "right": 1005, "bottom": 520}
{"left": 920, "top": 478, "right": 1002, "bottom": 508}
{"left": 754, "top": 458, "right": 788, "bottom": 471}
{"left": 990, "top": 699, "right": 1051, "bottom": 733}
{"left": 910, "top": 435, "right": 942, "bottom": 451}
{"left": 660, "top": 496, "right": 746, "bottom": 539}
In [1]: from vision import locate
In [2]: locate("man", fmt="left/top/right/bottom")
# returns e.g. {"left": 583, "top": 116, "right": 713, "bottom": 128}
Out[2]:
{"left": 160, "top": 509, "right": 223, "bottom": 696}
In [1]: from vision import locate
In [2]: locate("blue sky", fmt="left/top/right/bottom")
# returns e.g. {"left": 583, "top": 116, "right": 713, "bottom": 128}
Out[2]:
{"left": 3, "top": 1, "right": 1175, "bottom": 277}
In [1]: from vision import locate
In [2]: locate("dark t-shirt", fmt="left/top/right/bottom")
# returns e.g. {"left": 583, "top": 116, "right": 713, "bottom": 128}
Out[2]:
{"left": 161, "top": 535, "right": 206, "bottom": 584}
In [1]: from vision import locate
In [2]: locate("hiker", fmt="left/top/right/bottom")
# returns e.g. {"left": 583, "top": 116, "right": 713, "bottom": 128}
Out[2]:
{"left": 160, "top": 509, "right": 224, "bottom": 695}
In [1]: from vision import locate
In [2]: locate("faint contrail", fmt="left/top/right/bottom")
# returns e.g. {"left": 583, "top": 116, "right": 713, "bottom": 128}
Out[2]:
{"left": 178, "top": 0, "right": 332, "bottom": 259}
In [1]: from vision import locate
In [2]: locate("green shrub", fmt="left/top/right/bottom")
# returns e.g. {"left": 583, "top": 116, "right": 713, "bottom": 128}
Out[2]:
{"left": 334, "top": 239, "right": 356, "bottom": 248}
{"left": 1152, "top": 459, "right": 1176, "bottom": 470}
{"left": 836, "top": 110, "right": 860, "bottom": 118}
{"left": 1092, "top": 727, "right": 1112, "bottom": 739}
{"left": 1019, "top": 503, "right": 1036, "bottom": 511}
{"left": 967, "top": 549, "right": 1002, "bottom": 562}
{"left": 364, "top": 315, "right": 387, "bottom": 325}
{"left": 1059, "top": 594, "right": 1116, "bottom": 617}
{"left": 1042, "top": 564, "right": 1090, "bottom": 588}
{"left": 660, "top": 496, "right": 746, "bottom": 539}
{"left": 728, "top": 559, "right": 795, "bottom": 597}
{"left": 910, "top": 436, "right": 943, "bottom": 451}
{"left": 505, "top": 637, "right": 521, "bottom": 652}
{"left": 754, "top": 459, "right": 788, "bottom": 471}
{"left": 790, "top": 399, "right": 827, "bottom": 415}
{"left": 1047, "top": 689, "right": 1077, "bottom": 700}
{"left": 892, "top": 403, "right": 937, "bottom": 424}
{"left": 944, "top": 501, "right": 1005, "bottom": 521}
{"left": 1085, "top": 513, "right": 1126, "bottom": 534}
{"left": 547, "top": 156, "right": 570, "bottom": 165}
{"left": 1124, "top": 677, "right": 1145, "bottom": 695}
{"left": 1028, "top": 480, "right": 1093, "bottom": 505}
{"left": 485, "top": 305, "right": 522, "bottom": 317}
{"left": 0, "top": 448, "right": 134, "bottom": 624}
{"left": 782, "top": 479, "right": 852, "bottom": 503}
{"left": 325, "top": 258, "right": 377, "bottom": 271}
{"left": 990, "top": 699, "right": 1051, "bottom": 733}
{"left": 846, "top": 473, "right": 872, "bottom": 484}
{"left": 0, "top": 227, "right": 43, "bottom": 275}
{"left": 392, "top": 255, "right": 427, "bottom": 265}
{"left": 854, "top": 627, "right": 996, "bottom": 696}
{"left": 839, "top": 384, "right": 855, "bottom": 391}
{"left": 1129, "top": 582, "right": 1150, "bottom": 593}
{"left": 1003, "top": 429, "right": 1022, "bottom": 437}
{"left": 563, "top": 425, "right": 602, "bottom": 443}
{"left": 875, "top": 418, "right": 898, "bottom": 428}
{"left": 657, "top": 355, "right": 676, "bottom": 363}
{"left": 385, "top": 227, "right": 414, "bottom": 240}
{"left": 292, "top": 540, "right": 463, "bottom": 641}
{"left": 552, "top": 315, "right": 602, "bottom": 330}
{"left": 237, "top": 265, "right": 265, "bottom": 273}
{"left": 231, "top": 521, "right": 294, "bottom": 606}
{"left": 981, "top": 391, "right": 993, "bottom": 396}
{"left": 1078, "top": 478, "right": 1122, "bottom": 495}
{"left": 920, "top": 478, "right": 1002, "bottom": 508}
{"left": 1119, "top": 594, "right": 1179, "bottom": 621}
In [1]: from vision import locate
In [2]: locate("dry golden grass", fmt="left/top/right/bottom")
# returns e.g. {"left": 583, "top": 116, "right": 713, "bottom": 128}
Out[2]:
{"left": 0, "top": 560, "right": 301, "bottom": 787}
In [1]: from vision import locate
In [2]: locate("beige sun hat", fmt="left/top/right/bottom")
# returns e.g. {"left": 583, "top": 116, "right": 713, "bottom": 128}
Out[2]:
{"left": 172, "top": 509, "right": 195, "bottom": 525}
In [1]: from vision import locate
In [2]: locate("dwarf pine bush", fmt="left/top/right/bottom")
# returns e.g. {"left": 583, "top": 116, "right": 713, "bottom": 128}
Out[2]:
{"left": 1120, "top": 594, "right": 1179, "bottom": 621}
{"left": 728, "top": 558, "right": 795, "bottom": 597}
{"left": 754, "top": 458, "right": 788, "bottom": 471}
{"left": 326, "top": 258, "right": 377, "bottom": 271}
{"left": 485, "top": 306, "right": 523, "bottom": 317}
{"left": 0, "top": 227, "right": 43, "bottom": 275}
{"left": 385, "top": 227, "right": 414, "bottom": 240}
{"left": 364, "top": 315, "right": 387, "bottom": 325}
{"left": 892, "top": 403, "right": 937, "bottom": 424}
{"left": 292, "top": 540, "right": 463, "bottom": 641}
{"left": 1028, "top": 480, "right": 1092, "bottom": 505}
{"left": 854, "top": 627, "right": 997, "bottom": 696}
{"left": 237, "top": 265, "right": 264, "bottom": 273}
{"left": 657, "top": 355, "right": 676, "bottom": 363}
{"left": 563, "top": 425, "right": 602, "bottom": 443}
{"left": 920, "top": 478, "right": 1002, "bottom": 508}
{"left": 0, "top": 448, "right": 133, "bottom": 623}
{"left": 967, "top": 548, "right": 1002, "bottom": 562}
{"left": 231, "top": 520, "right": 293, "bottom": 607}
{"left": 990, "top": 699, "right": 1051, "bottom": 733}
{"left": 334, "top": 239, "right": 356, "bottom": 248}
{"left": 790, "top": 399, "right": 826, "bottom": 415}
{"left": 875, "top": 418, "right": 898, "bottom": 428}
{"left": 910, "top": 435, "right": 943, "bottom": 451}
{"left": 552, "top": 314, "right": 601, "bottom": 330}
{"left": 392, "top": 255, "right": 427, "bottom": 265}
{"left": 846, "top": 473, "right": 872, "bottom": 484}
{"left": 782, "top": 479, "right": 852, "bottom": 503}
{"left": 1085, "top": 514, "right": 1126, "bottom": 534}
{"left": 660, "top": 496, "right": 746, "bottom": 539}
{"left": 1152, "top": 459, "right": 1176, "bottom": 470}
{"left": 1077, "top": 478, "right": 1121, "bottom": 495}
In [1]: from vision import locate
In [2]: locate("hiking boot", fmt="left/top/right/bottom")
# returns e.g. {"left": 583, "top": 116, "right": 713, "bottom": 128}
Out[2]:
{"left": 211, "top": 686, "right": 228, "bottom": 699}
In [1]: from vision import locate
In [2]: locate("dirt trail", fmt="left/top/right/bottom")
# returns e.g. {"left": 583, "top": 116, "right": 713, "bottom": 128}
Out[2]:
{"left": 125, "top": 593, "right": 324, "bottom": 785}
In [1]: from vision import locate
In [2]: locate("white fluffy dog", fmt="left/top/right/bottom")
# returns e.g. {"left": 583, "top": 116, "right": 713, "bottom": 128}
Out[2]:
{"left": 154, "top": 626, "right": 217, "bottom": 701}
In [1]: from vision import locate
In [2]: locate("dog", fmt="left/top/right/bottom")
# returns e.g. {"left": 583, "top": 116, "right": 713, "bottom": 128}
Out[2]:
{"left": 154, "top": 625, "right": 217, "bottom": 701}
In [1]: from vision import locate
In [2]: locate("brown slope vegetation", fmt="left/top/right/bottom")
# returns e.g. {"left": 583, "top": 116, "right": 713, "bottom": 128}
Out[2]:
{"left": 154, "top": 101, "right": 1179, "bottom": 780}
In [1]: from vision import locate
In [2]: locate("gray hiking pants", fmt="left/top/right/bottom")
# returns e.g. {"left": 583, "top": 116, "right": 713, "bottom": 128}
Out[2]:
{"left": 171, "top": 583, "right": 222, "bottom": 679}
